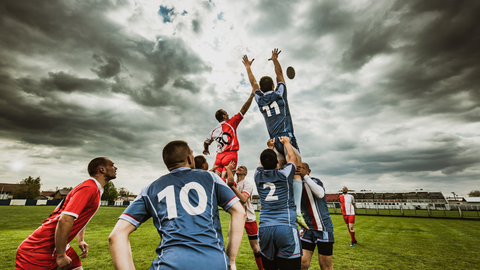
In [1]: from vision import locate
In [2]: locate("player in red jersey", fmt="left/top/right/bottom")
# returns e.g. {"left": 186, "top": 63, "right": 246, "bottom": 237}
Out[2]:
{"left": 15, "top": 157, "right": 117, "bottom": 270}
{"left": 203, "top": 88, "right": 255, "bottom": 178}
{"left": 339, "top": 186, "right": 357, "bottom": 247}
{"left": 228, "top": 165, "right": 263, "bottom": 270}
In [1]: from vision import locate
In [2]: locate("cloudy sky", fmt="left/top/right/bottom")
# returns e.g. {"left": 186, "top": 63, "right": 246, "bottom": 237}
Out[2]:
{"left": 1, "top": 0, "right": 479, "bottom": 196}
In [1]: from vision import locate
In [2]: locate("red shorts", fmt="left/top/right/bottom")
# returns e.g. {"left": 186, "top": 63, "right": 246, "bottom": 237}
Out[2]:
{"left": 16, "top": 247, "right": 82, "bottom": 270}
{"left": 343, "top": 215, "right": 355, "bottom": 225}
{"left": 214, "top": 151, "right": 238, "bottom": 173}
{"left": 245, "top": 220, "right": 259, "bottom": 240}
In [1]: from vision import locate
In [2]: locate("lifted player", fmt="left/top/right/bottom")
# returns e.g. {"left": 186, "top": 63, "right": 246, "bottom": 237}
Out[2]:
{"left": 203, "top": 88, "right": 255, "bottom": 178}
{"left": 228, "top": 165, "right": 263, "bottom": 270}
{"left": 243, "top": 49, "right": 307, "bottom": 229}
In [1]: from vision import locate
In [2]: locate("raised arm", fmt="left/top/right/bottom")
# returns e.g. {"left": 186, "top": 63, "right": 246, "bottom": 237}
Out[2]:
{"left": 269, "top": 48, "right": 285, "bottom": 84}
{"left": 242, "top": 55, "right": 260, "bottom": 91}
{"left": 109, "top": 219, "right": 136, "bottom": 270}
{"left": 239, "top": 91, "right": 255, "bottom": 115}
{"left": 279, "top": 136, "right": 296, "bottom": 165}
{"left": 225, "top": 161, "right": 236, "bottom": 187}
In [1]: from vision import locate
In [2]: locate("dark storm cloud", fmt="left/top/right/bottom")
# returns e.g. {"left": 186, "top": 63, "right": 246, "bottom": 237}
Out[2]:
{"left": 91, "top": 54, "right": 121, "bottom": 79}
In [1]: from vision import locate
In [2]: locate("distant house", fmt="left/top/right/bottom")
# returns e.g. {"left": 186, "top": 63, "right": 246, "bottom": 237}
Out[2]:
{"left": 0, "top": 183, "right": 20, "bottom": 199}
{"left": 53, "top": 188, "right": 72, "bottom": 200}
{"left": 37, "top": 191, "right": 56, "bottom": 200}
{"left": 116, "top": 195, "right": 137, "bottom": 202}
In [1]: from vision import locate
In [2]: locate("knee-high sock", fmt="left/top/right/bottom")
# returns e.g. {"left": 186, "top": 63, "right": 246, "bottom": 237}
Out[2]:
{"left": 350, "top": 231, "right": 356, "bottom": 242}
{"left": 293, "top": 178, "right": 303, "bottom": 216}
{"left": 254, "top": 252, "right": 263, "bottom": 270}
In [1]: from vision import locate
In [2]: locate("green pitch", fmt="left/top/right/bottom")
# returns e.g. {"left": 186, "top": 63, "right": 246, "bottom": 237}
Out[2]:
{"left": 1, "top": 206, "right": 479, "bottom": 269}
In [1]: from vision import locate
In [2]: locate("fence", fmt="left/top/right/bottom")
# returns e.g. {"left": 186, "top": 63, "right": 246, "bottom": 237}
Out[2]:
{"left": 0, "top": 199, "right": 132, "bottom": 206}
{"left": 327, "top": 202, "right": 480, "bottom": 219}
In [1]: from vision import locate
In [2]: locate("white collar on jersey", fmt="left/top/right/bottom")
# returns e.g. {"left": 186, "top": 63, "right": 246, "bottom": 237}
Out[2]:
{"left": 170, "top": 167, "right": 191, "bottom": 174}
{"left": 89, "top": 177, "right": 104, "bottom": 193}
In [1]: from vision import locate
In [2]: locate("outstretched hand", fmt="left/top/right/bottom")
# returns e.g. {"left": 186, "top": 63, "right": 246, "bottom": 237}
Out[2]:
{"left": 242, "top": 55, "right": 254, "bottom": 68}
{"left": 268, "top": 48, "right": 281, "bottom": 61}
{"left": 226, "top": 160, "right": 236, "bottom": 171}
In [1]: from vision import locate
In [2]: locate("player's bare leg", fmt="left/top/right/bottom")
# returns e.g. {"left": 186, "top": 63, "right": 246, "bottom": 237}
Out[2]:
{"left": 301, "top": 249, "right": 313, "bottom": 270}
{"left": 318, "top": 254, "right": 333, "bottom": 270}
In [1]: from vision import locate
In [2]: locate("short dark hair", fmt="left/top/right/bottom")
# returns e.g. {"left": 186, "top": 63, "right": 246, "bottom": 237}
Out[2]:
{"left": 259, "top": 76, "right": 274, "bottom": 92}
{"left": 194, "top": 155, "right": 207, "bottom": 169}
{"left": 88, "top": 157, "right": 108, "bottom": 176}
{"left": 215, "top": 109, "right": 226, "bottom": 122}
{"left": 163, "top": 141, "right": 191, "bottom": 170}
{"left": 260, "top": 149, "right": 278, "bottom": 170}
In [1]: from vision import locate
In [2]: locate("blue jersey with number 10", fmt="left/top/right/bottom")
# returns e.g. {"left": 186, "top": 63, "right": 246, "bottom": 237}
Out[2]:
{"left": 255, "top": 82, "right": 295, "bottom": 139}
{"left": 120, "top": 167, "right": 239, "bottom": 270}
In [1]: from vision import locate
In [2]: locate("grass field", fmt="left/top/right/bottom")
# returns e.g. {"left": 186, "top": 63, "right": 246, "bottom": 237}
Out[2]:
{"left": 1, "top": 206, "right": 479, "bottom": 269}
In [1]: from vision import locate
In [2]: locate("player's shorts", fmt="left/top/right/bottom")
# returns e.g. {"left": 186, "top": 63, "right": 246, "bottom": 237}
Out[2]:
{"left": 258, "top": 225, "right": 302, "bottom": 260}
{"left": 273, "top": 136, "right": 301, "bottom": 161}
{"left": 151, "top": 246, "right": 230, "bottom": 270}
{"left": 214, "top": 151, "right": 238, "bottom": 173}
{"left": 343, "top": 215, "right": 355, "bottom": 225}
{"left": 16, "top": 246, "right": 82, "bottom": 270}
{"left": 300, "top": 230, "right": 334, "bottom": 256}
{"left": 245, "top": 220, "right": 259, "bottom": 240}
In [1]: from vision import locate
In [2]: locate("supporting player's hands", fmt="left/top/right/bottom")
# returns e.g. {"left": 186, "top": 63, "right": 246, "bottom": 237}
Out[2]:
{"left": 210, "top": 164, "right": 219, "bottom": 172}
{"left": 278, "top": 136, "right": 290, "bottom": 145}
{"left": 226, "top": 160, "right": 236, "bottom": 171}
{"left": 267, "top": 138, "right": 275, "bottom": 149}
{"left": 78, "top": 240, "right": 89, "bottom": 258}
{"left": 268, "top": 48, "right": 281, "bottom": 61}
{"left": 226, "top": 161, "right": 236, "bottom": 187}
{"left": 56, "top": 254, "right": 72, "bottom": 270}
{"left": 242, "top": 55, "right": 254, "bottom": 68}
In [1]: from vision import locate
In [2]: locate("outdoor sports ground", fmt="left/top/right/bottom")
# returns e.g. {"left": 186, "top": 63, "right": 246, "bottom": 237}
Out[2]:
{"left": 1, "top": 206, "right": 479, "bottom": 269}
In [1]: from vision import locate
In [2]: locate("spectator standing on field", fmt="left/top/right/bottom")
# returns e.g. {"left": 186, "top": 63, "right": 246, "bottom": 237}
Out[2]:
{"left": 339, "top": 186, "right": 357, "bottom": 247}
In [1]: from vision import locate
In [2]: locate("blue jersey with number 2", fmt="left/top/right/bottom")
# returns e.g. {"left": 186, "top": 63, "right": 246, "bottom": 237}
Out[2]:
{"left": 120, "top": 167, "right": 239, "bottom": 270}
{"left": 254, "top": 162, "right": 297, "bottom": 228}
{"left": 255, "top": 82, "right": 295, "bottom": 139}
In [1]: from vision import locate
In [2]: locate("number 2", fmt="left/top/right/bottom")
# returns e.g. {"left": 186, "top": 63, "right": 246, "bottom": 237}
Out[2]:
{"left": 262, "top": 101, "right": 280, "bottom": 117}
{"left": 157, "top": 183, "right": 207, "bottom": 219}
{"left": 263, "top": 182, "right": 278, "bottom": 201}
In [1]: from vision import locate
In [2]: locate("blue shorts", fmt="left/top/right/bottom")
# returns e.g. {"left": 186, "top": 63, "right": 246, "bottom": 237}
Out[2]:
{"left": 273, "top": 136, "right": 300, "bottom": 161}
{"left": 151, "top": 246, "right": 229, "bottom": 270}
{"left": 258, "top": 226, "right": 302, "bottom": 260}
{"left": 300, "top": 229, "right": 334, "bottom": 244}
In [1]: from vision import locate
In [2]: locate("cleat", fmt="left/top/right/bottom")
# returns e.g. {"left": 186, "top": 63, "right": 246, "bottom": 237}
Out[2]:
{"left": 353, "top": 240, "right": 357, "bottom": 244}
{"left": 350, "top": 242, "right": 354, "bottom": 247}
{"left": 297, "top": 215, "right": 309, "bottom": 230}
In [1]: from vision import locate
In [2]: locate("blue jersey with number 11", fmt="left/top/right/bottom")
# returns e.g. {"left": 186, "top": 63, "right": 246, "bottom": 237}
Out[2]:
{"left": 255, "top": 82, "right": 294, "bottom": 138}
{"left": 120, "top": 167, "right": 239, "bottom": 270}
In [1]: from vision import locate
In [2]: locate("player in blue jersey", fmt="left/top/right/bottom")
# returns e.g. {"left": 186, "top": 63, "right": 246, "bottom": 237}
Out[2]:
{"left": 298, "top": 163, "right": 334, "bottom": 270}
{"left": 108, "top": 140, "right": 245, "bottom": 270}
{"left": 243, "top": 49, "right": 308, "bottom": 230}
{"left": 254, "top": 136, "right": 302, "bottom": 270}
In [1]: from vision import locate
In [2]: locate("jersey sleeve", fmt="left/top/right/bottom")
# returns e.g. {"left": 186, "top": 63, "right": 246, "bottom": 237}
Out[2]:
{"left": 278, "top": 162, "right": 296, "bottom": 179}
{"left": 241, "top": 180, "right": 253, "bottom": 197}
{"left": 229, "top": 112, "right": 244, "bottom": 129}
{"left": 119, "top": 187, "right": 152, "bottom": 228}
{"left": 210, "top": 172, "right": 239, "bottom": 211}
{"left": 62, "top": 183, "right": 97, "bottom": 219}
{"left": 275, "top": 82, "right": 286, "bottom": 97}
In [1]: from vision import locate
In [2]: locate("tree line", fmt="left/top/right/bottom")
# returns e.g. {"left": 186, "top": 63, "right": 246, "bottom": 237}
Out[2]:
{"left": 11, "top": 176, "right": 133, "bottom": 201}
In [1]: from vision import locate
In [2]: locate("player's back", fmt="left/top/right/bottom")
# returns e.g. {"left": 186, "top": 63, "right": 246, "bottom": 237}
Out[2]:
{"left": 254, "top": 163, "right": 297, "bottom": 227}
{"left": 124, "top": 168, "right": 237, "bottom": 269}
{"left": 254, "top": 82, "right": 294, "bottom": 138}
